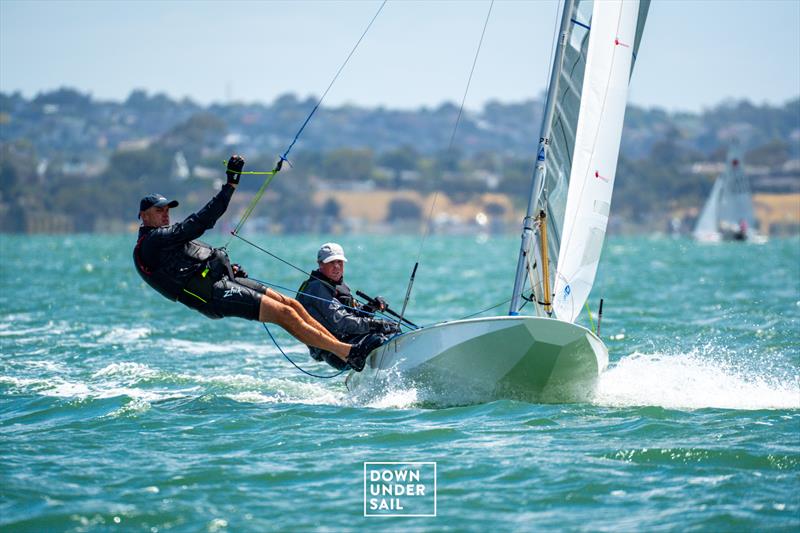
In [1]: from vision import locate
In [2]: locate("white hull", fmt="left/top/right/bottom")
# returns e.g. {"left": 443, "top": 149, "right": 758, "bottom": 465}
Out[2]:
{"left": 346, "top": 316, "right": 608, "bottom": 405}
{"left": 694, "top": 230, "right": 767, "bottom": 244}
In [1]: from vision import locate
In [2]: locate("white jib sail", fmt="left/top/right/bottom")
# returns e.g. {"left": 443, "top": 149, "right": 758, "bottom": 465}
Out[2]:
{"left": 552, "top": 0, "right": 641, "bottom": 323}
{"left": 693, "top": 175, "right": 723, "bottom": 239}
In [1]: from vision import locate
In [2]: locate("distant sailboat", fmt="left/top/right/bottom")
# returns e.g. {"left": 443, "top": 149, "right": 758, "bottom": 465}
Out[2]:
{"left": 346, "top": 0, "right": 650, "bottom": 404}
{"left": 693, "top": 143, "right": 765, "bottom": 243}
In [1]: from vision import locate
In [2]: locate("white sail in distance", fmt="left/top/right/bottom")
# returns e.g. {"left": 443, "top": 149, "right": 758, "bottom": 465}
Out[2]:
{"left": 693, "top": 143, "right": 757, "bottom": 241}
{"left": 551, "top": 0, "right": 644, "bottom": 323}
{"left": 694, "top": 176, "right": 723, "bottom": 239}
{"left": 715, "top": 145, "right": 757, "bottom": 232}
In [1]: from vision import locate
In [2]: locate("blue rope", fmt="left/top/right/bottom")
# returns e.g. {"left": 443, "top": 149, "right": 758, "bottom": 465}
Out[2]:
{"left": 232, "top": 234, "right": 416, "bottom": 329}
{"left": 251, "top": 273, "right": 510, "bottom": 378}
{"left": 250, "top": 274, "right": 409, "bottom": 379}
{"left": 249, "top": 276, "right": 412, "bottom": 330}
{"left": 226, "top": 1, "right": 387, "bottom": 246}
{"left": 262, "top": 323, "right": 347, "bottom": 379}
{"left": 279, "top": 0, "right": 387, "bottom": 164}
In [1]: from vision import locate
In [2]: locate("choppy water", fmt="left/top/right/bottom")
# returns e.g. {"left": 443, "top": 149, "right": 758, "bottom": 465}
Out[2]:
{"left": 1, "top": 233, "right": 798, "bottom": 531}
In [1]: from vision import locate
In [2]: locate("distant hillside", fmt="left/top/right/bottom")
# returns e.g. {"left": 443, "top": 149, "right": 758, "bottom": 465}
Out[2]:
{"left": 2, "top": 88, "right": 799, "bottom": 160}
{"left": 1, "top": 88, "right": 798, "bottom": 233}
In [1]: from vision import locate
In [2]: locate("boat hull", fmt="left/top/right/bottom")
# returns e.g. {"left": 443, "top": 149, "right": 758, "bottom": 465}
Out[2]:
{"left": 694, "top": 230, "right": 768, "bottom": 244}
{"left": 345, "top": 316, "right": 608, "bottom": 405}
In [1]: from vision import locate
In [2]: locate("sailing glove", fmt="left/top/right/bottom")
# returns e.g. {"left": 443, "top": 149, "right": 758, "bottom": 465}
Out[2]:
{"left": 370, "top": 319, "right": 400, "bottom": 335}
{"left": 226, "top": 154, "right": 245, "bottom": 185}
{"left": 232, "top": 263, "right": 248, "bottom": 278}
{"left": 362, "top": 296, "right": 388, "bottom": 314}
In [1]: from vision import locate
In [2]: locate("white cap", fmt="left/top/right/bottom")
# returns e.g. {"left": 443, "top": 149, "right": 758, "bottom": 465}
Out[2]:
{"left": 317, "top": 242, "right": 348, "bottom": 263}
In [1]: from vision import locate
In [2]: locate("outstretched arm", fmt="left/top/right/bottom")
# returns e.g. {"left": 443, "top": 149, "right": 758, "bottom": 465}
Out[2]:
{"left": 149, "top": 155, "right": 245, "bottom": 246}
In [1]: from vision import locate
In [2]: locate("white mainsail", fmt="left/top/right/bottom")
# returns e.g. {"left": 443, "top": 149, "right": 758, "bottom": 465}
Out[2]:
{"left": 348, "top": 0, "right": 651, "bottom": 404}
{"left": 510, "top": 0, "right": 648, "bottom": 318}
{"left": 551, "top": 0, "right": 642, "bottom": 322}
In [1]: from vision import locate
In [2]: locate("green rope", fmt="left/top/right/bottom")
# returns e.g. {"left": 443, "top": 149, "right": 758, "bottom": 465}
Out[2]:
{"left": 219, "top": 160, "right": 286, "bottom": 176}
{"left": 228, "top": 160, "right": 281, "bottom": 237}
{"left": 222, "top": 1, "right": 387, "bottom": 248}
{"left": 584, "top": 300, "right": 596, "bottom": 334}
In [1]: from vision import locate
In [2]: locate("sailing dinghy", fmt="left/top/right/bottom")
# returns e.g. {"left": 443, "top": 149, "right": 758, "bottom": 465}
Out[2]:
{"left": 693, "top": 142, "right": 765, "bottom": 243}
{"left": 347, "top": 0, "right": 650, "bottom": 403}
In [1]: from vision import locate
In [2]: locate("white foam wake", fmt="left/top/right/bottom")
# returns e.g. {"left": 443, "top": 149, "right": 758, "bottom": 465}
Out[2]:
{"left": 593, "top": 350, "right": 800, "bottom": 410}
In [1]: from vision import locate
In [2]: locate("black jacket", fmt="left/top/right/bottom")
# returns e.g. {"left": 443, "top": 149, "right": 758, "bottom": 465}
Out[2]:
{"left": 297, "top": 270, "right": 374, "bottom": 338}
{"left": 296, "top": 270, "right": 376, "bottom": 366}
{"left": 133, "top": 184, "right": 234, "bottom": 301}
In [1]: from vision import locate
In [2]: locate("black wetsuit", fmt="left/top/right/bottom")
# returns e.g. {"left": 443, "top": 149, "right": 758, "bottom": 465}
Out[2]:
{"left": 133, "top": 184, "right": 266, "bottom": 320}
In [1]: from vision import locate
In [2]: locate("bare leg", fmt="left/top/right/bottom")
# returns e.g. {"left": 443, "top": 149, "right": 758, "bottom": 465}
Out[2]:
{"left": 264, "top": 288, "right": 340, "bottom": 344}
{"left": 258, "top": 293, "right": 351, "bottom": 361}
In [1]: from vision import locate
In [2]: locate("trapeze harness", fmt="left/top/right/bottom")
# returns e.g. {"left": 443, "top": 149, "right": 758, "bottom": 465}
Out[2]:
{"left": 134, "top": 234, "right": 235, "bottom": 319}
{"left": 297, "top": 271, "right": 358, "bottom": 310}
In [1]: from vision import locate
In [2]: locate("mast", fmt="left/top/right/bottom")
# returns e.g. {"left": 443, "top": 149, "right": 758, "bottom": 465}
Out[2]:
{"left": 509, "top": 0, "right": 576, "bottom": 315}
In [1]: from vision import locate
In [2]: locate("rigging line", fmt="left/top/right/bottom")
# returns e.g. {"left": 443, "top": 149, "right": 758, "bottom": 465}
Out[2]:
{"left": 414, "top": 0, "right": 494, "bottom": 265}
{"left": 280, "top": 0, "right": 387, "bottom": 162}
{"left": 249, "top": 275, "right": 414, "bottom": 331}
{"left": 217, "top": 164, "right": 279, "bottom": 176}
{"left": 454, "top": 298, "right": 511, "bottom": 321}
{"left": 526, "top": 256, "right": 543, "bottom": 316}
{"left": 522, "top": 215, "right": 544, "bottom": 316}
{"left": 227, "top": 0, "right": 388, "bottom": 243}
{"left": 231, "top": 234, "right": 412, "bottom": 327}
{"left": 446, "top": 0, "right": 494, "bottom": 153}
{"left": 544, "top": 0, "right": 564, "bottom": 102}
{"left": 231, "top": 232, "right": 309, "bottom": 278}
{"left": 231, "top": 167, "right": 279, "bottom": 238}
{"left": 262, "top": 323, "right": 347, "bottom": 379}
{"left": 532, "top": 4, "right": 580, "bottom": 259}
{"left": 530, "top": 0, "right": 567, "bottom": 225}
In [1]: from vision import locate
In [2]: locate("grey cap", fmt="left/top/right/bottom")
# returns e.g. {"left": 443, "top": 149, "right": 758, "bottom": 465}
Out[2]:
{"left": 317, "top": 242, "right": 347, "bottom": 263}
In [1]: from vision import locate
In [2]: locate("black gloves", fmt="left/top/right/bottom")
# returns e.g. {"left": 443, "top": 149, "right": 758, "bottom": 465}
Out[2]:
{"left": 370, "top": 319, "right": 400, "bottom": 335}
{"left": 232, "top": 263, "right": 248, "bottom": 278}
{"left": 362, "top": 296, "right": 388, "bottom": 314}
{"left": 373, "top": 296, "right": 388, "bottom": 311}
{"left": 226, "top": 154, "right": 245, "bottom": 185}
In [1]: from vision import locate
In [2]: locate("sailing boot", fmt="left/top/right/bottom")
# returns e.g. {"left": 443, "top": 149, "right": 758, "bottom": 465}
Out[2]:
{"left": 347, "top": 333, "right": 385, "bottom": 372}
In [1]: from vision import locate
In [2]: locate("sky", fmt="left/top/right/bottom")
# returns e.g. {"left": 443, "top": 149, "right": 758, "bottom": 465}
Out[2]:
{"left": 1, "top": 0, "right": 799, "bottom": 113}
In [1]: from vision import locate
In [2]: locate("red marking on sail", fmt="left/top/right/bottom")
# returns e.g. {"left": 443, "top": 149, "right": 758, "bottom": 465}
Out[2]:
{"left": 595, "top": 170, "right": 610, "bottom": 182}
{"left": 614, "top": 38, "right": 630, "bottom": 48}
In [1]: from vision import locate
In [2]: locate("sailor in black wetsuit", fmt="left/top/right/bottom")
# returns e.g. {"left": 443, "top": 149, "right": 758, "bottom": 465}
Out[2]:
{"left": 296, "top": 243, "right": 400, "bottom": 369}
{"left": 133, "top": 155, "right": 380, "bottom": 371}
